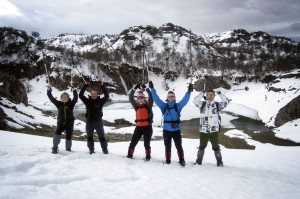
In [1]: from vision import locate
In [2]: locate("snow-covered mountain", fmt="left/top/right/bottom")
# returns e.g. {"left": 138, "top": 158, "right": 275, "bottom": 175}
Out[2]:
{"left": 1, "top": 24, "right": 299, "bottom": 89}
{"left": 0, "top": 24, "right": 299, "bottom": 135}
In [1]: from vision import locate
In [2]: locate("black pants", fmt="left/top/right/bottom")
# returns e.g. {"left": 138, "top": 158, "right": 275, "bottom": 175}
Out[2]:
{"left": 163, "top": 130, "right": 183, "bottom": 153}
{"left": 86, "top": 120, "right": 107, "bottom": 151}
{"left": 199, "top": 132, "right": 220, "bottom": 151}
{"left": 55, "top": 120, "right": 74, "bottom": 140}
{"left": 129, "top": 126, "right": 153, "bottom": 150}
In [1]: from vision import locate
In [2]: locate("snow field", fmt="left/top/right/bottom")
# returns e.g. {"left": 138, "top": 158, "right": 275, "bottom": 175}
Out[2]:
{"left": 1, "top": 131, "right": 300, "bottom": 199}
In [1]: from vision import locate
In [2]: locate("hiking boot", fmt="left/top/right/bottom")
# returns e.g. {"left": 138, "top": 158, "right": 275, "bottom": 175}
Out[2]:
{"left": 66, "top": 148, "right": 72, "bottom": 152}
{"left": 145, "top": 154, "right": 151, "bottom": 161}
{"left": 214, "top": 150, "right": 223, "bottom": 167}
{"left": 89, "top": 149, "right": 95, "bottom": 154}
{"left": 145, "top": 149, "right": 151, "bottom": 161}
{"left": 195, "top": 158, "right": 202, "bottom": 165}
{"left": 103, "top": 149, "right": 109, "bottom": 154}
{"left": 127, "top": 148, "right": 134, "bottom": 159}
{"left": 217, "top": 160, "right": 223, "bottom": 167}
{"left": 179, "top": 158, "right": 186, "bottom": 167}
{"left": 52, "top": 148, "right": 58, "bottom": 154}
{"left": 165, "top": 151, "right": 171, "bottom": 164}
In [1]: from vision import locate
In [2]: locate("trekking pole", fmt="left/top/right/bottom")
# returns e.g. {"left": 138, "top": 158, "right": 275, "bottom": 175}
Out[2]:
{"left": 71, "top": 58, "right": 87, "bottom": 84}
{"left": 186, "top": 29, "right": 194, "bottom": 86}
{"left": 203, "top": 75, "right": 207, "bottom": 93}
{"left": 233, "top": 86, "right": 249, "bottom": 91}
{"left": 44, "top": 64, "right": 51, "bottom": 85}
{"left": 189, "top": 29, "right": 193, "bottom": 84}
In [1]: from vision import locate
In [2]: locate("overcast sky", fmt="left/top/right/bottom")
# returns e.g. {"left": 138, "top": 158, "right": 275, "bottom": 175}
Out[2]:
{"left": 1, "top": 0, "right": 300, "bottom": 41}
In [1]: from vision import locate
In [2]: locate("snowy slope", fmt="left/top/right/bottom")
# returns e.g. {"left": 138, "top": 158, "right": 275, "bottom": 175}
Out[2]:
{"left": 0, "top": 130, "right": 300, "bottom": 199}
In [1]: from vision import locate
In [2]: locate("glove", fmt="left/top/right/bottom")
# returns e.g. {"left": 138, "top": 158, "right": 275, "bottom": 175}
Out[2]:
{"left": 97, "top": 81, "right": 104, "bottom": 89}
{"left": 83, "top": 83, "right": 89, "bottom": 89}
{"left": 141, "top": 84, "right": 146, "bottom": 89}
{"left": 188, "top": 83, "right": 193, "bottom": 92}
{"left": 47, "top": 85, "right": 52, "bottom": 91}
{"left": 71, "top": 84, "right": 75, "bottom": 91}
{"left": 149, "top": 81, "right": 154, "bottom": 89}
{"left": 216, "top": 91, "right": 221, "bottom": 94}
{"left": 134, "top": 84, "right": 140, "bottom": 90}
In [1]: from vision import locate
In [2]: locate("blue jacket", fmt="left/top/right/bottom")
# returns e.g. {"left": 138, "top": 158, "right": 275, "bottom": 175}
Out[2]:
{"left": 151, "top": 88, "right": 191, "bottom": 132}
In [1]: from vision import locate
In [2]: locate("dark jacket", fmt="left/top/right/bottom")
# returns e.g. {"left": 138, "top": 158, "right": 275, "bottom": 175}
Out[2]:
{"left": 47, "top": 90, "right": 78, "bottom": 122}
{"left": 79, "top": 85, "right": 109, "bottom": 121}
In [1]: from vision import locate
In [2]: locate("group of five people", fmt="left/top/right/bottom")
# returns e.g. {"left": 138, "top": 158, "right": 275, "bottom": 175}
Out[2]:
{"left": 47, "top": 80, "right": 229, "bottom": 167}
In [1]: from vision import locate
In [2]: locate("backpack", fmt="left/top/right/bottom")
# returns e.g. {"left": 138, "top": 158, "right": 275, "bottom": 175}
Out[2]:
{"left": 162, "top": 103, "right": 181, "bottom": 124}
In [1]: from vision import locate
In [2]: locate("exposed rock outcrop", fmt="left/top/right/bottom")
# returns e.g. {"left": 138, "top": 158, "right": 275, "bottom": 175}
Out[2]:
{"left": 0, "top": 74, "right": 28, "bottom": 105}
{"left": 274, "top": 95, "right": 300, "bottom": 127}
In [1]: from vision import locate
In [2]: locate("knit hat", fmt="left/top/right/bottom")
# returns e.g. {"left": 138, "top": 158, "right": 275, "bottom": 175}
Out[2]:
{"left": 137, "top": 91, "right": 145, "bottom": 98}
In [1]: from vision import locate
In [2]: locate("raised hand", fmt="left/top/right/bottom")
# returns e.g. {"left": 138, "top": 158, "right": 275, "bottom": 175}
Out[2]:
{"left": 148, "top": 81, "right": 154, "bottom": 89}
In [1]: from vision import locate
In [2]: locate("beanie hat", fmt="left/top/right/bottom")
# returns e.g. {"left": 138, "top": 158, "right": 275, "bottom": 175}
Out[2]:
{"left": 137, "top": 91, "right": 145, "bottom": 98}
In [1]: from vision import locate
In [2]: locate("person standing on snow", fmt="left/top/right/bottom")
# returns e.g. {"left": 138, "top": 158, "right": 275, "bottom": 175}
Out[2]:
{"left": 127, "top": 83, "right": 154, "bottom": 161}
{"left": 79, "top": 81, "right": 109, "bottom": 154}
{"left": 149, "top": 81, "right": 193, "bottom": 166}
{"left": 47, "top": 85, "right": 78, "bottom": 154}
{"left": 193, "top": 90, "right": 229, "bottom": 167}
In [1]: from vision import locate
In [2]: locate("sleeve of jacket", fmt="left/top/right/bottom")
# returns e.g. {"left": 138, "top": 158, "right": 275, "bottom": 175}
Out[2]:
{"left": 100, "top": 87, "right": 109, "bottom": 104}
{"left": 146, "top": 88, "right": 153, "bottom": 109}
{"left": 79, "top": 86, "right": 88, "bottom": 105}
{"left": 47, "top": 90, "right": 59, "bottom": 107}
{"left": 150, "top": 88, "right": 165, "bottom": 112}
{"left": 218, "top": 93, "right": 229, "bottom": 110}
{"left": 177, "top": 91, "right": 191, "bottom": 111}
{"left": 129, "top": 89, "right": 137, "bottom": 110}
{"left": 71, "top": 90, "right": 78, "bottom": 107}
{"left": 193, "top": 92, "right": 204, "bottom": 108}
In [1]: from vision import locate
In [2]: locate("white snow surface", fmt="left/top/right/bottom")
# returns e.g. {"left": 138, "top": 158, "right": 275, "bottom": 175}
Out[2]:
{"left": 273, "top": 118, "right": 300, "bottom": 142}
{"left": 0, "top": 130, "right": 300, "bottom": 199}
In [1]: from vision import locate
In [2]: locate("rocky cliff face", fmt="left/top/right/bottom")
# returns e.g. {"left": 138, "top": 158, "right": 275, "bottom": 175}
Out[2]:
{"left": 0, "top": 74, "right": 28, "bottom": 105}
{"left": 275, "top": 95, "right": 300, "bottom": 127}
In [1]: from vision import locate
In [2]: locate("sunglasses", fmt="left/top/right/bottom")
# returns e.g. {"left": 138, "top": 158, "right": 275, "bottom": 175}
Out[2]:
{"left": 207, "top": 94, "right": 215, "bottom": 97}
{"left": 137, "top": 96, "right": 145, "bottom": 99}
{"left": 167, "top": 96, "right": 175, "bottom": 98}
